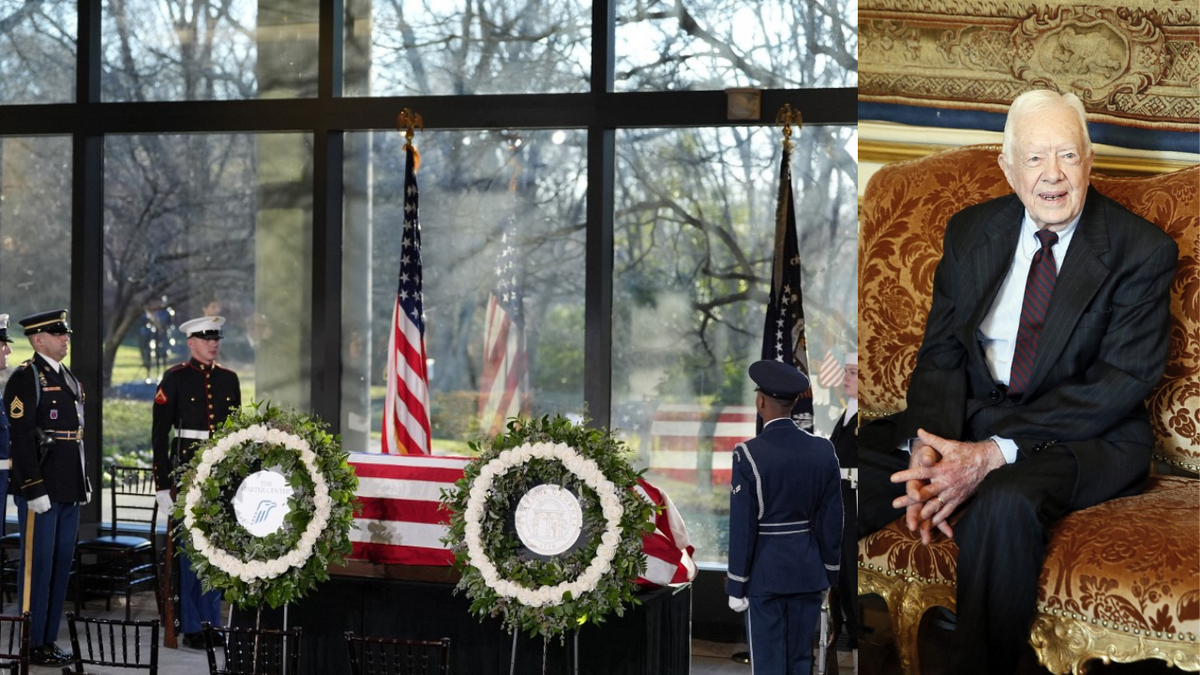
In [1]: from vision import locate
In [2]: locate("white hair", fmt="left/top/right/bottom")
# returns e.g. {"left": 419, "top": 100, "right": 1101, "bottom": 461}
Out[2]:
{"left": 1001, "top": 90, "right": 1092, "bottom": 162}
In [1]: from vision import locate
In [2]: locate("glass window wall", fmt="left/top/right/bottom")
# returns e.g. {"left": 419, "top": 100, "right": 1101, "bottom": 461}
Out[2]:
{"left": 343, "top": 0, "right": 591, "bottom": 97}
{"left": 611, "top": 124, "right": 858, "bottom": 564}
{"left": 341, "top": 129, "right": 587, "bottom": 454}
{"left": 615, "top": 0, "right": 858, "bottom": 91}
{"left": 0, "top": 135, "right": 73, "bottom": 379}
{"left": 102, "top": 0, "right": 319, "bottom": 101}
{"left": 102, "top": 132, "right": 314, "bottom": 469}
{"left": 0, "top": 1, "right": 77, "bottom": 104}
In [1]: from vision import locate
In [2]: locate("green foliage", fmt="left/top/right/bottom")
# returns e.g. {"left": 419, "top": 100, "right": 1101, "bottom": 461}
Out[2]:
{"left": 101, "top": 398, "right": 154, "bottom": 470}
{"left": 174, "top": 402, "right": 360, "bottom": 610}
{"left": 441, "top": 414, "right": 656, "bottom": 640}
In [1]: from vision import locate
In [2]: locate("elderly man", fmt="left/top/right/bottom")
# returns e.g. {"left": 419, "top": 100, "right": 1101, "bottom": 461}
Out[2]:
{"left": 857, "top": 90, "right": 1177, "bottom": 673}
{"left": 5, "top": 310, "right": 88, "bottom": 666}
{"left": 728, "top": 360, "right": 843, "bottom": 675}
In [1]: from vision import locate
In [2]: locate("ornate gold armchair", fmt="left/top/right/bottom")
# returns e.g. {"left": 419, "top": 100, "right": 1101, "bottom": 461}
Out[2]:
{"left": 856, "top": 145, "right": 1199, "bottom": 674}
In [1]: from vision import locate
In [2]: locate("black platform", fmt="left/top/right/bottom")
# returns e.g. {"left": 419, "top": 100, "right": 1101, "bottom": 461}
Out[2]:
{"left": 233, "top": 566, "right": 692, "bottom": 674}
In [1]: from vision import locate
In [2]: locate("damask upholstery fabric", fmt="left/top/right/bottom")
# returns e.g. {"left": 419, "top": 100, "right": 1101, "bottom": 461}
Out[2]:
{"left": 1039, "top": 475, "right": 1198, "bottom": 641}
{"left": 858, "top": 145, "right": 1199, "bottom": 470}
{"left": 860, "top": 476, "right": 1199, "bottom": 641}
{"left": 859, "top": 1, "right": 1199, "bottom": 133}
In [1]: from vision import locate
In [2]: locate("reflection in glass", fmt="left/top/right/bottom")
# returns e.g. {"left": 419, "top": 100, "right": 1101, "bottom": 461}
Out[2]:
{"left": 615, "top": 0, "right": 858, "bottom": 91}
{"left": 343, "top": 1, "right": 590, "bottom": 97}
{"left": 102, "top": 132, "right": 313, "bottom": 469}
{"left": 612, "top": 126, "right": 858, "bottom": 564}
{"left": 102, "top": 0, "right": 319, "bottom": 101}
{"left": 0, "top": 1, "right": 76, "bottom": 104}
{"left": 0, "top": 136, "right": 72, "bottom": 381}
{"left": 341, "top": 130, "right": 586, "bottom": 454}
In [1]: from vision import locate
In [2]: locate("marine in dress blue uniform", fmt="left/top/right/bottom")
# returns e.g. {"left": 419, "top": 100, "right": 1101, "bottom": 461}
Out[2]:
{"left": 152, "top": 316, "right": 241, "bottom": 648}
{"left": 5, "top": 310, "right": 88, "bottom": 666}
{"left": 727, "top": 360, "right": 843, "bottom": 675}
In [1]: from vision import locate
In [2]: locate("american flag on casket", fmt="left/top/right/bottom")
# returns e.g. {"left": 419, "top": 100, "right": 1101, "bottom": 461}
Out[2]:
{"left": 347, "top": 453, "right": 697, "bottom": 587}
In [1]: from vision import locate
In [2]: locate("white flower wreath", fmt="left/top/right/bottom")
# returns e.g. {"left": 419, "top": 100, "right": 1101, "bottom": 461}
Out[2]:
{"left": 462, "top": 441, "right": 624, "bottom": 608}
{"left": 181, "top": 424, "right": 332, "bottom": 582}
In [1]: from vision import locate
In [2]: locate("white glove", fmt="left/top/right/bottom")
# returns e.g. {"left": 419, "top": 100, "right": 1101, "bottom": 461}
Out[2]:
{"left": 156, "top": 490, "right": 174, "bottom": 513}
{"left": 28, "top": 495, "right": 51, "bottom": 514}
{"left": 728, "top": 596, "right": 749, "bottom": 613}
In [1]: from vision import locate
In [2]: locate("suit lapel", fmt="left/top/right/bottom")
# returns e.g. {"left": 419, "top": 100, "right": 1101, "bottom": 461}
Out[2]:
{"left": 964, "top": 197, "right": 1024, "bottom": 370}
{"left": 1027, "top": 187, "right": 1110, "bottom": 395}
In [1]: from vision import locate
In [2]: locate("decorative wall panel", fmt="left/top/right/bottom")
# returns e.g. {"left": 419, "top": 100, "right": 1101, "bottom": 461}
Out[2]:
{"left": 860, "top": 2, "right": 1199, "bottom": 132}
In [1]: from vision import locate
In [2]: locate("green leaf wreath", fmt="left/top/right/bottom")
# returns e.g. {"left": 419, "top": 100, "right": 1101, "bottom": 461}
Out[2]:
{"left": 442, "top": 414, "right": 656, "bottom": 639}
{"left": 173, "top": 403, "right": 360, "bottom": 610}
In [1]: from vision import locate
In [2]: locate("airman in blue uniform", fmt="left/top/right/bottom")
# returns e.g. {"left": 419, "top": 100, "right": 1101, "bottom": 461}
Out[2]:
{"left": 727, "top": 360, "right": 843, "bottom": 675}
{"left": 6, "top": 309, "right": 88, "bottom": 667}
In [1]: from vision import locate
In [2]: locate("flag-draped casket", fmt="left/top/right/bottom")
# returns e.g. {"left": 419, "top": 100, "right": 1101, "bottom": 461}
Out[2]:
{"left": 347, "top": 453, "right": 697, "bottom": 587}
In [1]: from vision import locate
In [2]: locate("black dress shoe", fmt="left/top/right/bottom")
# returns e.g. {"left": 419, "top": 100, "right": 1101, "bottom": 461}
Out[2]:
{"left": 182, "top": 632, "right": 206, "bottom": 649}
{"left": 30, "top": 643, "right": 72, "bottom": 666}
{"left": 47, "top": 643, "right": 72, "bottom": 661}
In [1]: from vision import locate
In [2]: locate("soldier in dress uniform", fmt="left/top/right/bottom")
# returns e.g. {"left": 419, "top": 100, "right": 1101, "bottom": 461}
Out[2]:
{"left": 828, "top": 352, "right": 858, "bottom": 655}
{"left": 5, "top": 309, "right": 88, "bottom": 667}
{"left": 152, "top": 316, "right": 241, "bottom": 648}
{"left": 727, "top": 360, "right": 843, "bottom": 675}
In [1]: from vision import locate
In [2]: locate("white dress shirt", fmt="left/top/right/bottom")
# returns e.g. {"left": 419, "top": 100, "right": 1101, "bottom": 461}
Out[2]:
{"left": 977, "top": 210, "right": 1080, "bottom": 463}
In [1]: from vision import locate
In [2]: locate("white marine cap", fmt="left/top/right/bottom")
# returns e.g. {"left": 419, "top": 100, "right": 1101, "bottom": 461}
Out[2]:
{"left": 179, "top": 315, "right": 226, "bottom": 340}
{"left": 845, "top": 351, "right": 858, "bottom": 366}
{"left": 0, "top": 314, "right": 11, "bottom": 343}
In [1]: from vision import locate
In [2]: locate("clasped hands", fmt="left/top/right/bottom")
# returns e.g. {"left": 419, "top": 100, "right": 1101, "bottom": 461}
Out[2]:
{"left": 889, "top": 429, "right": 1005, "bottom": 544}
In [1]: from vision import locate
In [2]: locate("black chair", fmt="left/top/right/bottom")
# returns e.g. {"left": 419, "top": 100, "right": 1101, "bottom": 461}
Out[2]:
{"left": 0, "top": 514, "right": 19, "bottom": 612}
{"left": 0, "top": 612, "right": 29, "bottom": 675}
{"left": 345, "top": 633, "right": 450, "bottom": 675}
{"left": 73, "top": 464, "right": 161, "bottom": 621}
{"left": 64, "top": 612, "right": 159, "bottom": 675}
{"left": 203, "top": 623, "right": 302, "bottom": 675}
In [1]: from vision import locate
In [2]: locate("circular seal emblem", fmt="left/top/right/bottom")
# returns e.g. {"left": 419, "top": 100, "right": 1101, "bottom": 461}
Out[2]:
{"left": 513, "top": 484, "right": 584, "bottom": 556}
{"left": 232, "top": 470, "right": 294, "bottom": 538}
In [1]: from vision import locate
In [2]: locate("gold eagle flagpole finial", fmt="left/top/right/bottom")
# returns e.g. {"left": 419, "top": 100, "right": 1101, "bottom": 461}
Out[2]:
{"left": 776, "top": 104, "right": 801, "bottom": 152}
{"left": 397, "top": 108, "right": 424, "bottom": 170}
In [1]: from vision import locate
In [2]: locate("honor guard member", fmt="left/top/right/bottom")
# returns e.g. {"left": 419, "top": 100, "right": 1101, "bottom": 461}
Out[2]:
{"left": 727, "top": 360, "right": 843, "bottom": 675}
{"left": 152, "top": 316, "right": 241, "bottom": 649}
{"left": 829, "top": 352, "right": 859, "bottom": 653}
{"left": 5, "top": 310, "right": 88, "bottom": 667}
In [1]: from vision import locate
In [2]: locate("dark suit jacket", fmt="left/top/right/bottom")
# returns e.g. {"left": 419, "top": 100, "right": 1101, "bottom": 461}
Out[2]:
{"left": 5, "top": 353, "right": 89, "bottom": 502}
{"left": 891, "top": 186, "right": 1177, "bottom": 511}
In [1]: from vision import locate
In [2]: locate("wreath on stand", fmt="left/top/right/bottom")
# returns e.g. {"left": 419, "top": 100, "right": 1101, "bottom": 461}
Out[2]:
{"left": 174, "top": 403, "right": 359, "bottom": 611}
{"left": 442, "top": 414, "right": 656, "bottom": 652}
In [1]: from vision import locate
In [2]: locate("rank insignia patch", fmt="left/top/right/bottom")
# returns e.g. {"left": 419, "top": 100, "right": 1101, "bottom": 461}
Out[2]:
{"left": 155, "top": 388, "right": 167, "bottom": 405}
{"left": 9, "top": 397, "right": 22, "bottom": 419}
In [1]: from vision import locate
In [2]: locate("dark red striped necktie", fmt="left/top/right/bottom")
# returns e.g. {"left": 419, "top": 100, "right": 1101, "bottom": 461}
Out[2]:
{"left": 1009, "top": 229, "right": 1059, "bottom": 396}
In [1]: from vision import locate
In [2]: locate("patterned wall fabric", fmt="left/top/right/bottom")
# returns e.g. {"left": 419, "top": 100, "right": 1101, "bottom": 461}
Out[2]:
{"left": 858, "top": 145, "right": 1198, "bottom": 470}
{"left": 859, "top": 1, "right": 1199, "bottom": 133}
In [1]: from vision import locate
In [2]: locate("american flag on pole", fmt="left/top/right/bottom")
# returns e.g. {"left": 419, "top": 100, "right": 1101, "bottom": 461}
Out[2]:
{"left": 478, "top": 217, "right": 528, "bottom": 437}
{"left": 817, "top": 348, "right": 846, "bottom": 389}
{"left": 760, "top": 141, "right": 815, "bottom": 432}
{"left": 381, "top": 144, "right": 431, "bottom": 455}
